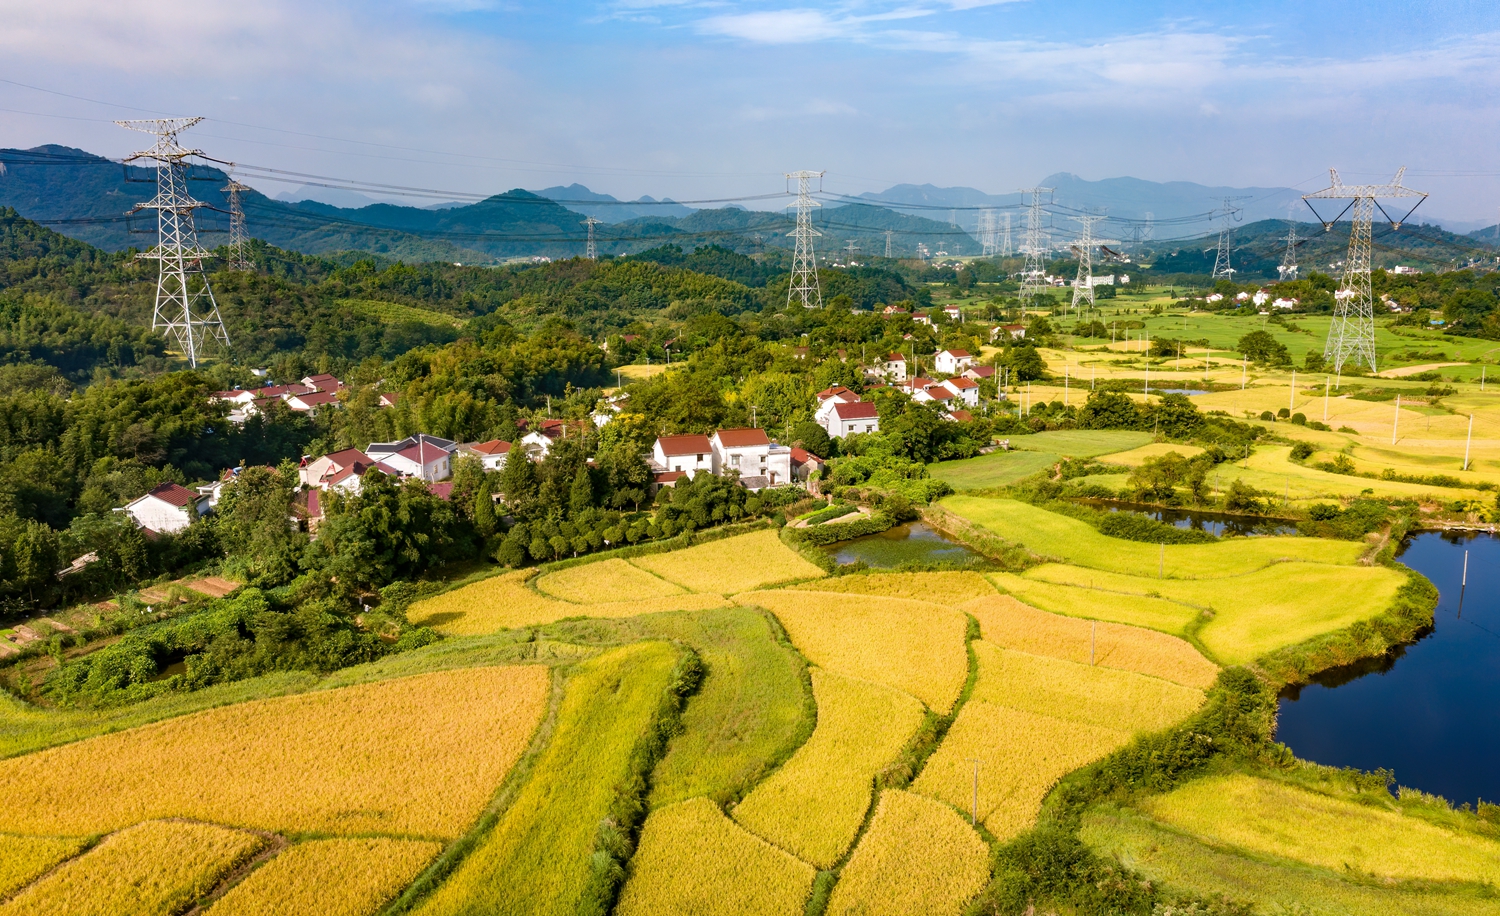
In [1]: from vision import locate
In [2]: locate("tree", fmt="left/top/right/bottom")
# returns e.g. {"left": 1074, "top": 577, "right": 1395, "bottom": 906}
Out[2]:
{"left": 214, "top": 464, "right": 303, "bottom": 586}
{"left": 1128, "top": 453, "right": 1188, "bottom": 501}
{"left": 1237, "top": 330, "right": 1290, "bottom": 366}
{"left": 499, "top": 450, "right": 538, "bottom": 516}
{"left": 569, "top": 464, "right": 595, "bottom": 514}
{"left": 472, "top": 486, "right": 498, "bottom": 539}
{"left": 790, "top": 420, "right": 832, "bottom": 460}
{"left": 1078, "top": 390, "right": 1141, "bottom": 430}
{"left": 1007, "top": 345, "right": 1047, "bottom": 382}
{"left": 11, "top": 519, "right": 60, "bottom": 607}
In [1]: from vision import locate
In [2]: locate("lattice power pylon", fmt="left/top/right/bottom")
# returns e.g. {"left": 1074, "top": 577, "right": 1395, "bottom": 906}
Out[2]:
{"left": 1001, "top": 213, "right": 1012, "bottom": 257}
{"left": 1303, "top": 167, "right": 1427, "bottom": 374}
{"left": 1277, "top": 223, "right": 1301, "bottom": 281}
{"left": 979, "top": 209, "right": 998, "bottom": 255}
{"left": 1018, "top": 187, "right": 1053, "bottom": 304}
{"left": 584, "top": 216, "right": 601, "bottom": 260}
{"left": 117, "top": 118, "right": 229, "bottom": 368}
{"left": 221, "top": 174, "right": 254, "bottom": 271}
{"left": 884, "top": 229, "right": 893, "bottom": 259}
{"left": 1068, "top": 214, "right": 1118, "bottom": 313}
{"left": 785, "top": 170, "right": 825, "bottom": 308}
{"left": 1210, "top": 196, "right": 1250, "bottom": 280}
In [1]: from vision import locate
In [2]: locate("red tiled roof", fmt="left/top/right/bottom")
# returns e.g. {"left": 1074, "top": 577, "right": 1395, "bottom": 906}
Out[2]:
{"left": 715, "top": 427, "right": 771, "bottom": 449}
{"left": 946, "top": 377, "right": 979, "bottom": 389}
{"left": 290, "top": 390, "right": 340, "bottom": 408}
{"left": 885, "top": 353, "right": 905, "bottom": 362}
{"left": 816, "top": 385, "right": 857, "bottom": 402}
{"left": 654, "top": 470, "right": 687, "bottom": 484}
{"left": 395, "top": 442, "right": 450, "bottom": 466}
{"left": 143, "top": 482, "right": 199, "bottom": 508}
{"left": 322, "top": 448, "right": 372, "bottom": 470}
{"left": 428, "top": 482, "right": 454, "bottom": 500}
{"left": 908, "top": 377, "right": 936, "bottom": 390}
{"left": 940, "top": 349, "right": 972, "bottom": 358}
{"left": 790, "top": 447, "right": 825, "bottom": 466}
{"left": 471, "top": 439, "right": 511, "bottom": 456}
{"left": 966, "top": 366, "right": 996, "bottom": 378}
{"left": 833, "top": 402, "right": 879, "bottom": 420}
{"left": 927, "top": 389, "right": 956, "bottom": 401}
{"left": 948, "top": 409, "right": 974, "bottom": 422}
{"left": 656, "top": 434, "right": 712, "bottom": 457}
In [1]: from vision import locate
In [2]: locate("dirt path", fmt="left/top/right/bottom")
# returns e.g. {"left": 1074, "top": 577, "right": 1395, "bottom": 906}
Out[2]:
{"left": 1376, "top": 362, "right": 1467, "bottom": 378}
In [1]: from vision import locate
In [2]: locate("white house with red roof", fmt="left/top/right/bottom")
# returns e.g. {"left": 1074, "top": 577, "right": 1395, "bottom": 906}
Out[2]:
{"left": 365, "top": 434, "right": 457, "bottom": 482}
{"left": 460, "top": 439, "right": 512, "bottom": 471}
{"left": 881, "top": 353, "right": 908, "bottom": 382}
{"left": 963, "top": 365, "right": 995, "bottom": 382}
{"left": 934, "top": 349, "right": 974, "bottom": 374}
{"left": 300, "top": 448, "right": 386, "bottom": 493}
{"left": 941, "top": 375, "right": 980, "bottom": 407}
{"left": 821, "top": 401, "right": 880, "bottom": 438}
{"left": 816, "top": 385, "right": 859, "bottom": 406}
{"left": 652, "top": 434, "right": 714, "bottom": 478}
{"left": 301, "top": 374, "right": 344, "bottom": 393}
{"left": 992, "top": 324, "right": 1026, "bottom": 341}
{"left": 711, "top": 427, "right": 792, "bottom": 485}
{"left": 285, "top": 389, "right": 341, "bottom": 412}
{"left": 943, "top": 304, "right": 962, "bottom": 321}
{"left": 789, "top": 447, "right": 826, "bottom": 482}
{"left": 120, "top": 483, "right": 209, "bottom": 535}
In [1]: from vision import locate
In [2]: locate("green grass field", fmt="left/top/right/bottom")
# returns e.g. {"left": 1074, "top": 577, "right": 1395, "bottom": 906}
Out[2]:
{"left": 930, "top": 431, "right": 1153, "bottom": 491}
{"left": 989, "top": 572, "right": 1201, "bottom": 635}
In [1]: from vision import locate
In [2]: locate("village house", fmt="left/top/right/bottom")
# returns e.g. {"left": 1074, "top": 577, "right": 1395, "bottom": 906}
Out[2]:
{"left": 882, "top": 305, "right": 909, "bottom": 317}
{"left": 365, "top": 434, "right": 457, "bottom": 482}
{"left": 460, "top": 439, "right": 512, "bottom": 471}
{"left": 933, "top": 349, "right": 974, "bottom": 374}
{"left": 120, "top": 482, "right": 210, "bottom": 535}
{"left": 651, "top": 434, "right": 713, "bottom": 478}
{"left": 710, "top": 427, "right": 793, "bottom": 486}
{"left": 963, "top": 365, "right": 995, "bottom": 382}
{"left": 882, "top": 353, "right": 908, "bottom": 382}
{"left": 913, "top": 312, "right": 934, "bottom": 327}
{"left": 992, "top": 324, "right": 1025, "bottom": 341}
{"left": 821, "top": 400, "right": 880, "bottom": 438}
{"left": 789, "top": 447, "right": 826, "bottom": 483}
{"left": 299, "top": 448, "right": 397, "bottom": 494}
{"left": 941, "top": 375, "right": 980, "bottom": 407}
{"left": 943, "top": 304, "right": 962, "bottom": 321}
{"left": 285, "top": 389, "right": 340, "bottom": 413}
{"left": 816, "top": 385, "right": 860, "bottom": 406}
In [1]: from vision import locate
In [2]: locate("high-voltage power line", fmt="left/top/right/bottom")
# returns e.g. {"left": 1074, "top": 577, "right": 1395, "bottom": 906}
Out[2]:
{"left": 785, "top": 170, "right": 824, "bottom": 308}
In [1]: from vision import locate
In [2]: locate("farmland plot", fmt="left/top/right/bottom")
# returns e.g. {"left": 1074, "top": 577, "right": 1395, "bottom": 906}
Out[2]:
{"left": 205, "top": 838, "right": 441, "bottom": 916}
{"left": 0, "top": 835, "right": 86, "bottom": 898}
{"left": 408, "top": 569, "right": 726, "bottom": 634}
{"left": 535, "top": 557, "right": 683, "bottom": 603}
{"left": 632, "top": 529, "right": 826, "bottom": 594}
{"left": 798, "top": 570, "right": 996, "bottom": 605}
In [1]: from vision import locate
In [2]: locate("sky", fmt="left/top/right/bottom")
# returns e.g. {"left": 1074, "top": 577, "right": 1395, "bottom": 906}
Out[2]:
{"left": 1, "top": 0, "right": 1498, "bottom": 223}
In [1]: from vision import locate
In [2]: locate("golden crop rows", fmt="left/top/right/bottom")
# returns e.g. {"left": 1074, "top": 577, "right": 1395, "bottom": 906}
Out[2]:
{"left": 0, "top": 666, "right": 550, "bottom": 838}
{"left": 205, "top": 838, "right": 442, "bottom": 916}
{"left": 824, "top": 790, "right": 990, "bottom": 916}
{"left": 616, "top": 798, "right": 816, "bottom": 916}
{"left": 535, "top": 558, "right": 684, "bottom": 603}
{"left": 798, "top": 570, "right": 996, "bottom": 605}
{"left": 0, "top": 835, "right": 86, "bottom": 898}
{"left": 0, "top": 820, "right": 265, "bottom": 916}
{"left": 964, "top": 594, "right": 1218, "bottom": 689}
{"left": 987, "top": 572, "right": 1200, "bottom": 636}
{"left": 742, "top": 590, "right": 968, "bottom": 712}
{"left": 733, "top": 670, "right": 925, "bottom": 868}
{"left": 632, "top": 530, "right": 826, "bottom": 594}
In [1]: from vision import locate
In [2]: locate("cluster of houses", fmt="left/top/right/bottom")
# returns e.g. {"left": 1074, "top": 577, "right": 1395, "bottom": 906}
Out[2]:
{"left": 649, "top": 427, "right": 823, "bottom": 490}
{"left": 209, "top": 374, "right": 398, "bottom": 423}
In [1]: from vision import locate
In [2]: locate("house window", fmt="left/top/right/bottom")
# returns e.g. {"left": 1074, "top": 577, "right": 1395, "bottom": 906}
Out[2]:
{"left": 865, "top": 424, "right": 874, "bottom": 432}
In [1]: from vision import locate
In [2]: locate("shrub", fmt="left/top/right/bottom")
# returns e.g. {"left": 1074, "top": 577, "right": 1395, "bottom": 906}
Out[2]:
{"left": 1290, "top": 441, "right": 1315, "bottom": 460}
{"left": 1290, "top": 413, "right": 1307, "bottom": 425}
{"left": 1259, "top": 410, "right": 1275, "bottom": 421}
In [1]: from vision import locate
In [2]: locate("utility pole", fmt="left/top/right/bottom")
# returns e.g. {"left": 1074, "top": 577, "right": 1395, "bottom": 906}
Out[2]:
{"left": 1278, "top": 223, "right": 1301, "bottom": 281}
{"left": 1210, "top": 196, "right": 1251, "bottom": 281}
{"left": 785, "top": 170, "right": 825, "bottom": 309}
{"left": 117, "top": 118, "right": 229, "bottom": 368}
{"left": 1303, "top": 168, "right": 1427, "bottom": 374}
{"left": 584, "top": 216, "right": 601, "bottom": 260}
{"left": 1018, "top": 187, "right": 1053, "bottom": 306}
{"left": 221, "top": 174, "right": 254, "bottom": 272}
{"left": 1069, "top": 213, "right": 1117, "bottom": 314}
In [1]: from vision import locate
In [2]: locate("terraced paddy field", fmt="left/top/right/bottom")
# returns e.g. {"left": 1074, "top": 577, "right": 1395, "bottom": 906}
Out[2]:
{"left": 930, "top": 430, "right": 1151, "bottom": 491}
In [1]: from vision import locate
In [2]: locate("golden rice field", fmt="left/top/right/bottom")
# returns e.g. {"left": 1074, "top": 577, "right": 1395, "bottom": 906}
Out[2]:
{"left": 0, "top": 836, "right": 86, "bottom": 898}
{"left": 741, "top": 590, "right": 969, "bottom": 712}
{"left": 205, "top": 838, "right": 442, "bottom": 916}
{"left": 616, "top": 798, "right": 816, "bottom": 916}
{"left": 534, "top": 557, "right": 684, "bottom": 603}
{"left": 415, "top": 643, "right": 679, "bottom": 916}
{"left": 824, "top": 790, "right": 990, "bottom": 916}
{"left": 963, "top": 594, "right": 1218, "bottom": 689}
{"left": 1207, "top": 445, "right": 1494, "bottom": 503}
{"left": 1025, "top": 562, "right": 1408, "bottom": 665}
{"left": 797, "top": 570, "right": 996, "bottom": 604}
{"left": 969, "top": 642, "right": 1205, "bottom": 733}
{"left": 1098, "top": 443, "right": 1205, "bottom": 467}
{"left": 407, "top": 568, "right": 728, "bottom": 634}
{"left": 0, "top": 820, "right": 265, "bottom": 916}
{"left": 632, "top": 529, "right": 826, "bottom": 594}
{"left": 0, "top": 666, "right": 549, "bottom": 838}
{"left": 989, "top": 571, "right": 1200, "bottom": 635}
{"left": 1143, "top": 775, "right": 1500, "bottom": 885}
{"left": 732, "top": 670, "right": 925, "bottom": 868}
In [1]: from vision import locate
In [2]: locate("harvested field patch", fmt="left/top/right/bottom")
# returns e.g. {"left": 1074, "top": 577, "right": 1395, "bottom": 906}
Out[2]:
{"left": 741, "top": 590, "right": 968, "bottom": 712}
{"left": 824, "top": 790, "right": 990, "bottom": 916}
{"left": 969, "top": 641, "right": 1204, "bottom": 733}
{"left": 989, "top": 572, "right": 1199, "bottom": 635}
{"left": 1143, "top": 775, "right": 1500, "bottom": 885}
{"left": 0, "top": 666, "right": 549, "bottom": 838}
{"left": 962, "top": 594, "right": 1217, "bottom": 689}
{"left": 733, "top": 671, "right": 925, "bottom": 869}
{"left": 535, "top": 557, "right": 683, "bottom": 603}
{"left": 0, "top": 820, "right": 264, "bottom": 916}
{"left": 414, "top": 642, "right": 679, "bottom": 916}
{"left": 205, "top": 838, "right": 440, "bottom": 916}
{"left": 798, "top": 570, "right": 996, "bottom": 605}
{"left": 617, "top": 798, "right": 815, "bottom": 916}
{"left": 0, "top": 835, "right": 85, "bottom": 898}
{"left": 914, "top": 702, "right": 1130, "bottom": 840}
{"left": 632, "top": 530, "right": 825, "bottom": 594}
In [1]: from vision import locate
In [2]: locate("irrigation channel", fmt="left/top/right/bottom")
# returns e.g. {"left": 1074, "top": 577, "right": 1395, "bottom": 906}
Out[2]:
{"left": 825, "top": 521, "right": 982, "bottom": 568}
{"left": 1278, "top": 531, "right": 1500, "bottom": 806}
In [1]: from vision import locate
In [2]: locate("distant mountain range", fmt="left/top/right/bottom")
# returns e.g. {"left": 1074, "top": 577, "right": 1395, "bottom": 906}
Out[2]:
{"left": 530, "top": 184, "right": 694, "bottom": 223}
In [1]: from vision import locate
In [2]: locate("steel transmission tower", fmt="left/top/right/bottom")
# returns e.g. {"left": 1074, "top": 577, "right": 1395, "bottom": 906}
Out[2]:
{"left": 884, "top": 229, "right": 893, "bottom": 259}
{"left": 221, "top": 174, "right": 254, "bottom": 271}
{"left": 1278, "top": 223, "right": 1301, "bottom": 281}
{"left": 978, "top": 209, "right": 998, "bottom": 255}
{"left": 1210, "top": 196, "right": 1250, "bottom": 280}
{"left": 1303, "top": 167, "right": 1427, "bottom": 374}
{"left": 584, "top": 216, "right": 601, "bottom": 260}
{"left": 1068, "top": 214, "right": 1118, "bottom": 313}
{"left": 1001, "top": 213, "right": 1012, "bottom": 257}
{"left": 117, "top": 118, "right": 229, "bottom": 368}
{"left": 1018, "top": 187, "right": 1053, "bottom": 304}
{"left": 1143, "top": 212, "right": 1154, "bottom": 243}
{"left": 785, "top": 171, "right": 825, "bottom": 308}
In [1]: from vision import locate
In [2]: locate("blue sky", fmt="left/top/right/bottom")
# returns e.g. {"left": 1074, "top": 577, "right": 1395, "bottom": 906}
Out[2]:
{"left": 1, "top": 0, "right": 1497, "bottom": 221}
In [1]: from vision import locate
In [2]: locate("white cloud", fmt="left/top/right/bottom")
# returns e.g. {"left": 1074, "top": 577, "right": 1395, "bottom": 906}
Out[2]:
{"left": 697, "top": 9, "right": 855, "bottom": 42}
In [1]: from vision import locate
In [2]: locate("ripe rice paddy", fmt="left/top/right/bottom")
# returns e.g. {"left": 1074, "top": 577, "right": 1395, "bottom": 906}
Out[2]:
{"left": 798, "top": 570, "right": 997, "bottom": 604}
{"left": 823, "top": 790, "right": 990, "bottom": 916}
{"left": 204, "top": 838, "right": 441, "bottom": 916}
{"left": 0, "top": 820, "right": 265, "bottom": 916}
{"left": 988, "top": 572, "right": 1200, "bottom": 635}
{"left": 616, "top": 798, "right": 816, "bottom": 916}
{"left": 0, "top": 666, "right": 550, "bottom": 838}
{"left": 534, "top": 557, "right": 684, "bottom": 603}
{"left": 741, "top": 590, "right": 969, "bottom": 712}
{"left": 414, "top": 642, "right": 679, "bottom": 916}
{"left": 0, "top": 836, "right": 86, "bottom": 898}
{"left": 1142, "top": 775, "right": 1500, "bottom": 885}
{"left": 632, "top": 529, "right": 826, "bottom": 594}
{"left": 733, "top": 670, "right": 925, "bottom": 868}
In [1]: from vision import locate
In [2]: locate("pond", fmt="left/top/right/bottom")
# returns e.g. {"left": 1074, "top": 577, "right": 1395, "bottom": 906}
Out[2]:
{"left": 1277, "top": 530, "right": 1500, "bottom": 806}
{"left": 1081, "top": 501, "right": 1299, "bottom": 537}
{"left": 824, "top": 522, "right": 983, "bottom": 568}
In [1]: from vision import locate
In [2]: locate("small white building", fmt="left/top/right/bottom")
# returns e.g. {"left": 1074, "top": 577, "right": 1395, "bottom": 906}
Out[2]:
{"left": 1273, "top": 297, "right": 1300, "bottom": 310}
{"left": 941, "top": 376, "right": 980, "bottom": 407}
{"left": 943, "top": 304, "right": 962, "bottom": 321}
{"left": 652, "top": 434, "right": 714, "bottom": 478}
{"left": 822, "top": 401, "right": 880, "bottom": 438}
{"left": 366, "top": 434, "right": 457, "bottom": 483}
{"left": 121, "top": 483, "right": 209, "bottom": 535}
{"left": 992, "top": 324, "right": 1026, "bottom": 341}
{"left": 933, "top": 349, "right": 974, "bottom": 374}
{"left": 882, "top": 353, "right": 908, "bottom": 382}
{"left": 461, "top": 439, "right": 512, "bottom": 471}
{"left": 711, "top": 428, "right": 792, "bottom": 485}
